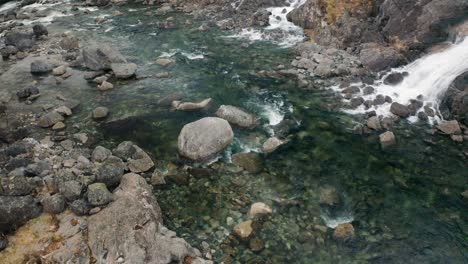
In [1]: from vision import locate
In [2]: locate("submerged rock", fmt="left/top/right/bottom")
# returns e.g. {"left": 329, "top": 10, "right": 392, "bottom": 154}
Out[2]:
{"left": 333, "top": 223, "right": 355, "bottom": 241}
{"left": 231, "top": 152, "right": 263, "bottom": 173}
{"left": 92, "top": 107, "right": 109, "bottom": 120}
{"left": 178, "top": 117, "right": 233, "bottom": 161}
{"left": 262, "top": 137, "right": 284, "bottom": 154}
{"left": 249, "top": 202, "right": 272, "bottom": 218}
{"left": 319, "top": 186, "right": 341, "bottom": 206}
{"left": 437, "top": 120, "right": 461, "bottom": 135}
{"left": 215, "top": 105, "right": 257, "bottom": 128}
{"left": 172, "top": 98, "right": 212, "bottom": 111}
{"left": 379, "top": 131, "right": 396, "bottom": 148}
{"left": 233, "top": 220, "right": 253, "bottom": 240}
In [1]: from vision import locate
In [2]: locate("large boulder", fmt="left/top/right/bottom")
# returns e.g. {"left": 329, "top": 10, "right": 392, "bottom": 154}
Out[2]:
{"left": 0, "top": 195, "right": 42, "bottom": 233}
{"left": 82, "top": 44, "right": 127, "bottom": 71}
{"left": 215, "top": 105, "right": 258, "bottom": 128}
{"left": 441, "top": 72, "right": 468, "bottom": 125}
{"left": 178, "top": 117, "right": 234, "bottom": 161}
{"left": 37, "top": 112, "right": 64, "bottom": 128}
{"left": 390, "top": 102, "right": 410, "bottom": 117}
{"left": 111, "top": 63, "right": 137, "bottom": 79}
{"left": 4, "top": 31, "right": 34, "bottom": 51}
{"left": 87, "top": 173, "right": 209, "bottom": 263}
{"left": 360, "top": 44, "right": 404, "bottom": 72}
{"left": 96, "top": 156, "right": 126, "bottom": 187}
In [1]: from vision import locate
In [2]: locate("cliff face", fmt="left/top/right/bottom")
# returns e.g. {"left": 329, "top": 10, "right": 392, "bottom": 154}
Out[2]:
{"left": 288, "top": 0, "right": 468, "bottom": 51}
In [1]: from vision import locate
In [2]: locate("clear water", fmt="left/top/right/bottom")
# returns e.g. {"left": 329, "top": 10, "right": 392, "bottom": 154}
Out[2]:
{"left": 1, "top": 3, "right": 467, "bottom": 263}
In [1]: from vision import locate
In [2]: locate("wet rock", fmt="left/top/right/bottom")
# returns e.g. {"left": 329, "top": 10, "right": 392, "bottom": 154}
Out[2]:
{"left": 96, "top": 156, "right": 125, "bottom": 187}
{"left": 42, "top": 193, "right": 65, "bottom": 214}
{"left": 215, "top": 105, "right": 257, "bottom": 128}
{"left": 55, "top": 106, "right": 72, "bottom": 116}
{"left": 157, "top": 92, "right": 184, "bottom": 106}
{"left": 450, "top": 134, "right": 463, "bottom": 143}
{"left": 92, "top": 146, "right": 112, "bottom": 162}
{"left": 113, "top": 141, "right": 136, "bottom": 161}
{"left": 319, "top": 186, "right": 340, "bottom": 206}
{"left": 341, "top": 86, "right": 360, "bottom": 94}
{"left": 0, "top": 195, "right": 42, "bottom": 233}
{"left": 151, "top": 169, "right": 166, "bottom": 186}
{"left": 16, "top": 84, "right": 39, "bottom": 99}
{"left": 173, "top": 98, "right": 212, "bottom": 111}
{"left": 32, "top": 23, "right": 48, "bottom": 38}
{"left": 127, "top": 145, "right": 154, "bottom": 173}
{"left": 4, "top": 31, "right": 34, "bottom": 51}
{"left": 373, "top": 94, "right": 386, "bottom": 105}
{"left": 82, "top": 44, "right": 127, "bottom": 71}
{"left": 231, "top": 152, "right": 263, "bottom": 173}
{"left": 31, "top": 59, "right": 51, "bottom": 74}
{"left": 424, "top": 106, "right": 435, "bottom": 117}
{"left": 178, "top": 117, "right": 234, "bottom": 161}
{"left": 0, "top": 45, "right": 18, "bottom": 58}
{"left": 92, "top": 106, "right": 109, "bottom": 120}
{"left": 333, "top": 223, "right": 355, "bottom": 242}
{"left": 437, "top": 120, "right": 461, "bottom": 135}
{"left": 249, "top": 202, "right": 272, "bottom": 218}
{"left": 418, "top": 111, "right": 429, "bottom": 121}
{"left": 155, "top": 71, "right": 169, "bottom": 78}
{"left": 350, "top": 97, "right": 364, "bottom": 108}
{"left": 155, "top": 58, "right": 174, "bottom": 67}
{"left": 52, "top": 65, "right": 67, "bottom": 76}
{"left": 59, "top": 34, "right": 79, "bottom": 50}
{"left": 390, "top": 102, "right": 410, "bottom": 117}
{"left": 384, "top": 72, "right": 405, "bottom": 85}
{"left": 367, "top": 116, "right": 381, "bottom": 130}
{"left": 233, "top": 220, "right": 253, "bottom": 240}
{"left": 52, "top": 122, "right": 66, "bottom": 130}
{"left": 87, "top": 183, "right": 113, "bottom": 206}
{"left": 262, "top": 137, "right": 284, "bottom": 154}
{"left": 111, "top": 63, "right": 137, "bottom": 79}
{"left": 85, "top": 0, "right": 110, "bottom": 7}
{"left": 272, "top": 119, "right": 297, "bottom": 138}
{"left": 59, "top": 180, "right": 82, "bottom": 202}
{"left": 249, "top": 238, "right": 264, "bottom": 252}
{"left": 379, "top": 131, "right": 396, "bottom": 148}
{"left": 408, "top": 99, "right": 423, "bottom": 115}
{"left": 37, "top": 112, "right": 65, "bottom": 128}
{"left": 87, "top": 173, "right": 207, "bottom": 263}
{"left": 363, "top": 86, "right": 374, "bottom": 95}
{"left": 97, "top": 80, "right": 114, "bottom": 91}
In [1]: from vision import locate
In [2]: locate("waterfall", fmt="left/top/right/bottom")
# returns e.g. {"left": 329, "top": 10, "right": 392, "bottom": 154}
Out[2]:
{"left": 228, "top": 0, "right": 307, "bottom": 47}
{"left": 343, "top": 37, "right": 468, "bottom": 122}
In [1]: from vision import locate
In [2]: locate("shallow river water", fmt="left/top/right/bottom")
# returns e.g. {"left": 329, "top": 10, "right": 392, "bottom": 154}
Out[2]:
{"left": 1, "top": 2, "right": 467, "bottom": 263}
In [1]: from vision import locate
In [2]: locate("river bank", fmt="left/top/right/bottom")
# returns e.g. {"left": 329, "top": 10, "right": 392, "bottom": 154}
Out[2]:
{"left": 0, "top": 0, "right": 467, "bottom": 263}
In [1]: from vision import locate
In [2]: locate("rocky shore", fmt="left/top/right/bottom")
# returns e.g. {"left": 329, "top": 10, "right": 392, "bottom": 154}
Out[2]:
{"left": 0, "top": 0, "right": 467, "bottom": 263}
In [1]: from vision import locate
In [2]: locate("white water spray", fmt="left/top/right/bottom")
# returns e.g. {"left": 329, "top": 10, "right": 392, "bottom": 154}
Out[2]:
{"left": 343, "top": 37, "right": 468, "bottom": 122}
{"left": 229, "top": 0, "right": 306, "bottom": 47}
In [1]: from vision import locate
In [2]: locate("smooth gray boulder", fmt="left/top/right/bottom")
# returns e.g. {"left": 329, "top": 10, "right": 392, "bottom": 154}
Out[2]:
{"left": 178, "top": 117, "right": 233, "bottom": 161}
{"left": 82, "top": 44, "right": 127, "bottom": 71}
{"left": 111, "top": 63, "right": 137, "bottom": 79}
{"left": 215, "top": 105, "right": 257, "bottom": 128}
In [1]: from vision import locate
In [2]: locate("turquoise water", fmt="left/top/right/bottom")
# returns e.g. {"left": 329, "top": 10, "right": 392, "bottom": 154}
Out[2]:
{"left": 3, "top": 2, "right": 468, "bottom": 263}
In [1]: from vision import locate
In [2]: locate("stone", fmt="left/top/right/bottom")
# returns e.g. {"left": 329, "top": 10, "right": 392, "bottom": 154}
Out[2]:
{"left": 151, "top": 169, "right": 166, "bottom": 186}
{"left": 52, "top": 65, "right": 67, "bottom": 76}
{"left": 92, "top": 146, "right": 112, "bottom": 162}
{"left": 69, "top": 199, "right": 90, "bottom": 216}
{"left": 59, "top": 180, "right": 82, "bottom": 202}
{"left": 74, "top": 133, "right": 89, "bottom": 144}
{"left": 0, "top": 175, "right": 33, "bottom": 196}
{"left": 0, "top": 196, "right": 42, "bottom": 233}
{"left": 155, "top": 72, "right": 169, "bottom": 78}
{"left": 350, "top": 97, "right": 364, "bottom": 108}
{"left": 155, "top": 58, "right": 174, "bottom": 67}
{"left": 98, "top": 80, "right": 114, "bottom": 91}
{"left": 42, "top": 193, "right": 65, "bottom": 214}
{"left": 333, "top": 223, "right": 355, "bottom": 241}
{"left": 96, "top": 156, "right": 125, "bottom": 187}
{"left": 233, "top": 220, "right": 253, "bottom": 240}
{"left": 87, "top": 173, "right": 207, "bottom": 263}
{"left": 157, "top": 92, "right": 184, "bottom": 106}
{"left": 59, "top": 35, "right": 79, "bottom": 50}
{"left": 249, "top": 202, "right": 272, "bottom": 218}
{"left": 92, "top": 107, "right": 109, "bottom": 120}
{"left": 111, "top": 63, "right": 137, "bottom": 79}
{"left": 231, "top": 152, "right": 263, "bottom": 173}
{"left": 249, "top": 238, "right": 264, "bottom": 252}
{"left": 82, "top": 44, "right": 127, "bottom": 71}
{"left": 178, "top": 117, "right": 234, "bottom": 161}
{"left": 31, "top": 59, "right": 51, "bottom": 74}
{"left": 319, "top": 186, "right": 340, "bottom": 206}
{"left": 52, "top": 121, "right": 66, "bottom": 130}
{"left": 341, "top": 86, "right": 360, "bottom": 94}
{"left": 87, "top": 183, "right": 113, "bottom": 206}
{"left": 127, "top": 146, "right": 154, "bottom": 173}
{"left": 215, "top": 105, "right": 257, "bottom": 128}
{"left": 262, "top": 137, "right": 284, "bottom": 154}
{"left": 1, "top": 45, "right": 18, "bottom": 58}
{"left": 55, "top": 106, "right": 72, "bottom": 116}
{"left": 390, "top": 102, "right": 410, "bottom": 117}
{"left": 437, "top": 120, "right": 461, "bottom": 135}
{"left": 418, "top": 111, "right": 429, "bottom": 121}
{"left": 173, "top": 98, "right": 212, "bottom": 111}
{"left": 367, "top": 116, "right": 381, "bottom": 130}
{"left": 16, "top": 84, "right": 39, "bottom": 99}
{"left": 384, "top": 72, "right": 405, "bottom": 85}
{"left": 363, "top": 86, "right": 374, "bottom": 95}
{"left": 359, "top": 45, "right": 403, "bottom": 72}
{"left": 380, "top": 131, "right": 396, "bottom": 148}
{"left": 4, "top": 31, "right": 34, "bottom": 51}
{"left": 113, "top": 141, "right": 136, "bottom": 161}
{"left": 32, "top": 23, "right": 48, "bottom": 38}
{"left": 38, "top": 112, "right": 65, "bottom": 128}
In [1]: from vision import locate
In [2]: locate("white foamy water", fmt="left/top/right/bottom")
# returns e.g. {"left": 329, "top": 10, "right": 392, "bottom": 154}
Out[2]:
{"left": 0, "top": 1, "right": 18, "bottom": 13}
{"left": 158, "top": 49, "right": 204, "bottom": 60}
{"left": 228, "top": 0, "right": 306, "bottom": 47}
{"left": 343, "top": 37, "right": 468, "bottom": 122}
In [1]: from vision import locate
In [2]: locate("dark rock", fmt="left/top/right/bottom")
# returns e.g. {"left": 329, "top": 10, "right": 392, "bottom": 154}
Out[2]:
{"left": 96, "top": 156, "right": 125, "bottom": 187}
{"left": 231, "top": 152, "right": 263, "bottom": 173}
{"left": 112, "top": 141, "right": 136, "bottom": 161}
{"left": 408, "top": 99, "right": 423, "bottom": 115}
{"left": 32, "top": 23, "right": 48, "bottom": 38}
{"left": 341, "top": 86, "right": 360, "bottom": 94}
{"left": 16, "top": 84, "right": 39, "bottom": 99}
{"left": 69, "top": 199, "right": 90, "bottom": 216}
{"left": 4, "top": 31, "right": 34, "bottom": 51}
{"left": 373, "top": 94, "right": 386, "bottom": 105}
{"left": 349, "top": 97, "right": 364, "bottom": 108}
{"left": 0, "top": 195, "right": 42, "bottom": 233}
{"left": 0, "top": 237, "right": 7, "bottom": 251}
{"left": 30, "top": 59, "right": 51, "bottom": 74}
{"left": 272, "top": 119, "right": 298, "bottom": 138}
{"left": 390, "top": 102, "right": 410, "bottom": 117}
{"left": 360, "top": 44, "right": 404, "bottom": 72}
{"left": 42, "top": 193, "right": 65, "bottom": 214}
{"left": 87, "top": 183, "right": 112, "bottom": 206}
{"left": 0, "top": 45, "right": 18, "bottom": 58}
{"left": 418, "top": 111, "right": 429, "bottom": 121}
{"left": 384, "top": 72, "right": 405, "bottom": 85}
{"left": 0, "top": 175, "right": 33, "bottom": 196}
{"left": 362, "top": 86, "right": 374, "bottom": 95}
{"left": 59, "top": 180, "right": 82, "bottom": 202}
